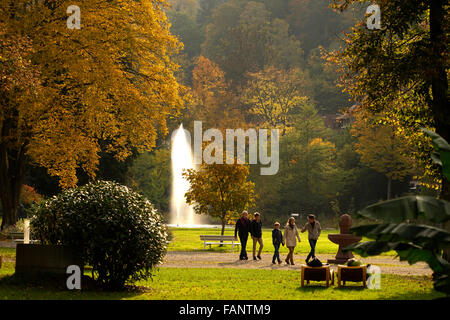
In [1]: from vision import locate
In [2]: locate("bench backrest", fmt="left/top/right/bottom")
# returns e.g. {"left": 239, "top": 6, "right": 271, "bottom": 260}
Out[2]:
{"left": 9, "top": 232, "right": 24, "bottom": 239}
{"left": 200, "top": 235, "right": 236, "bottom": 241}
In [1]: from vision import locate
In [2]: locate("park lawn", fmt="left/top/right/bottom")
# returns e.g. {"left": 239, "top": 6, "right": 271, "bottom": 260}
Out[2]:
{"left": 0, "top": 261, "right": 443, "bottom": 300}
{"left": 0, "top": 248, "right": 16, "bottom": 260}
{"left": 168, "top": 227, "right": 396, "bottom": 256}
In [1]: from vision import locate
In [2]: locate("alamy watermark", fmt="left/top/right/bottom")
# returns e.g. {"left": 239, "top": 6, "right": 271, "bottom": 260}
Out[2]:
{"left": 366, "top": 4, "right": 381, "bottom": 30}
{"left": 67, "top": 5, "right": 81, "bottom": 30}
{"left": 66, "top": 265, "right": 81, "bottom": 290}
{"left": 367, "top": 265, "right": 381, "bottom": 289}
{"left": 172, "top": 121, "right": 279, "bottom": 175}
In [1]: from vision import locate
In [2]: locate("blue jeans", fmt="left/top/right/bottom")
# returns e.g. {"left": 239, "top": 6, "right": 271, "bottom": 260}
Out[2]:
{"left": 306, "top": 239, "right": 317, "bottom": 262}
{"left": 272, "top": 243, "right": 281, "bottom": 262}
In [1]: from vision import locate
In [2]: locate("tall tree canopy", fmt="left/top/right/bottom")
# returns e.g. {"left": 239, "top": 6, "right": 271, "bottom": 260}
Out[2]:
{"left": 241, "top": 66, "right": 309, "bottom": 134}
{"left": 0, "top": 0, "right": 184, "bottom": 228}
{"left": 202, "top": 0, "right": 303, "bottom": 83}
{"left": 329, "top": 0, "right": 449, "bottom": 259}
{"left": 328, "top": 0, "right": 449, "bottom": 196}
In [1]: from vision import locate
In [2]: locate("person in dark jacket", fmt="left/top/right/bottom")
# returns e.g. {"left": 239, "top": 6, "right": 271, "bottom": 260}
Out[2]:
{"left": 272, "top": 222, "right": 284, "bottom": 264}
{"left": 250, "top": 212, "right": 263, "bottom": 260}
{"left": 234, "top": 210, "right": 251, "bottom": 260}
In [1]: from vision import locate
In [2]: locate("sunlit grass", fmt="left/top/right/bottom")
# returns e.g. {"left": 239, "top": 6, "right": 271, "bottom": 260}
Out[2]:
{"left": 168, "top": 227, "right": 396, "bottom": 256}
{"left": 0, "top": 264, "right": 441, "bottom": 300}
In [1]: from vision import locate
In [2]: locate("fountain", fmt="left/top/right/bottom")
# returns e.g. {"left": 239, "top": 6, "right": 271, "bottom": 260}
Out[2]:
{"left": 327, "top": 214, "right": 362, "bottom": 264}
{"left": 170, "top": 124, "right": 203, "bottom": 226}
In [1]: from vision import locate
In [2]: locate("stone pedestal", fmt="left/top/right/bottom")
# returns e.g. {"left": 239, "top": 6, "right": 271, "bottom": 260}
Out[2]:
{"left": 327, "top": 214, "right": 362, "bottom": 264}
{"left": 15, "top": 244, "right": 83, "bottom": 275}
{"left": 327, "top": 234, "right": 362, "bottom": 264}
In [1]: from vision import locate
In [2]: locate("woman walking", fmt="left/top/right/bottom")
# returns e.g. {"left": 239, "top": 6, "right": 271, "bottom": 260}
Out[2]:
{"left": 283, "top": 217, "right": 301, "bottom": 265}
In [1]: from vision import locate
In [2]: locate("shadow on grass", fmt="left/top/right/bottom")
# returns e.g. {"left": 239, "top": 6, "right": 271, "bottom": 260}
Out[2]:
{"left": 296, "top": 284, "right": 331, "bottom": 292}
{"left": 0, "top": 272, "right": 149, "bottom": 299}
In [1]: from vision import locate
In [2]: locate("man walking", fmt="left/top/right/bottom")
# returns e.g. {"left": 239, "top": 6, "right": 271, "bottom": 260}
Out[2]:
{"left": 301, "top": 214, "right": 321, "bottom": 263}
{"left": 234, "top": 210, "right": 251, "bottom": 260}
{"left": 250, "top": 212, "right": 263, "bottom": 260}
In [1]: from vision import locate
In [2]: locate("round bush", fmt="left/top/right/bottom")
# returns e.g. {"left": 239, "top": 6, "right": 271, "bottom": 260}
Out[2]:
{"left": 31, "top": 180, "right": 169, "bottom": 289}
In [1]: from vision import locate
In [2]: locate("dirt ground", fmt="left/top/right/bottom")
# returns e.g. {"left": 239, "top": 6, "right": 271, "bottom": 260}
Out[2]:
{"left": 1, "top": 240, "right": 432, "bottom": 276}
{"left": 161, "top": 251, "right": 433, "bottom": 276}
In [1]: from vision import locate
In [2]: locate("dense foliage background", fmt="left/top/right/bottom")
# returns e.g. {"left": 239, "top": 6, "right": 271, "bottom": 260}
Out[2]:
{"left": 19, "top": 0, "right": 436, "bottom": 227}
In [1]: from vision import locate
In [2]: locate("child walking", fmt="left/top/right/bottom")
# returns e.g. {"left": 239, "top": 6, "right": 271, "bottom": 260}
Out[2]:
{"left": 272, "top": 222, "right": 284, "bottom": 264}
{"left": 301, "top": 214, "right": 321, "bottom": 263}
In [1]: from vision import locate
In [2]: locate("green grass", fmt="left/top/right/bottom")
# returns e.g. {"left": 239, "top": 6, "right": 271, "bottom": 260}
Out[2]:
{"left": 0, "top": 261, "right": 442, "bottom": 300}
{"left": 168, "top": 227, "right": 396, "bottom": 256}
{"left": 0, "top": 248, "right": 16, "bottom": 260}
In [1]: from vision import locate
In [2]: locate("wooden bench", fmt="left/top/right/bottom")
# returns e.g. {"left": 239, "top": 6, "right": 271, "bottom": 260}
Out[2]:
{"left": 337, "top": 265, "right": 367, "bottom": 288}
{"left": 9, "top": 232, "right": 38, "bottom": 244}
{"left": 9, "top": 232, "right": 24, "bottom": 244}
{"left": 200, "top": 235, "right": 240, "bottom": 252}
{"left": 301, "top": 264, "right": 334, "bottom": 287}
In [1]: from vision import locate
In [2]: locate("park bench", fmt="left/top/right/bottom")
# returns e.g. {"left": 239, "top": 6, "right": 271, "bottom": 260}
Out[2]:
{"left": 200, "top": 235, "right": 240, "bottom": 252}
{"left": 9, "top": 232, "right": 24, "bottom": 244}
{"left": 9, "top": 232, "right": 38, "bottom": 244}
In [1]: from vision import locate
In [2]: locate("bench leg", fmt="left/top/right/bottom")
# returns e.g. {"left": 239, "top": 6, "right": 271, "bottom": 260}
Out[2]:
{"left": 301, "top": 269, "right": 305, "bottom": 287}
{"left": 326, "top": 271, "right": 330, "bottom": 287}
{"left": 363, "top": 267, "right": 367, "bottom": 288}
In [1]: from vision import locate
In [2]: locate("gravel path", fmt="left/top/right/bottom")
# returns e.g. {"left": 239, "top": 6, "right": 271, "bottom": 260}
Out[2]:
{"left": 161, "top": 251, "right": 433, "bottom": 276}
{"left": 1, "top": 240, "right": 432, "bottom": 276}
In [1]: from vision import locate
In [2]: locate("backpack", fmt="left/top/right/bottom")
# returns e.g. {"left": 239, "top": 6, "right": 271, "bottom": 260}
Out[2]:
{"left": 307, "top": 257, "right": 323, "bottom": 267}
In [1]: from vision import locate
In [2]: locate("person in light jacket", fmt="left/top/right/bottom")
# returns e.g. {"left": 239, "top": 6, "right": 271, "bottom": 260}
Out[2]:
{"left": 283, "top": 217, "right": 301, "bottom": 265}
{"left": 301, "top": 214, "right": 321, "bottom": 263}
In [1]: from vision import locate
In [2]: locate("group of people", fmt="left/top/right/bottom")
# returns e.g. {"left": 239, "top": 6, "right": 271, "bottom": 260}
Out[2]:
{"left": 234, "top": 211, "right": 321, "bottom": 265}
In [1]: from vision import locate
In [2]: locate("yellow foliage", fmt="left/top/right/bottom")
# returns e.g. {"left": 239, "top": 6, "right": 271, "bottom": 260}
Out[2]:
{"left": 241, "top": 66, "right": 308, "bottom": 134}
{"left": 1, "top": 0, "right": 185, "bottom": 188}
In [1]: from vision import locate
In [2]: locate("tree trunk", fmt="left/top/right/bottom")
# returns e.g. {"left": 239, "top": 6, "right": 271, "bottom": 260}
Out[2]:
{"left": 430, "top": 0, "right": 450, "bottom": 261}
{"left": 219, "top": 219, "right": 226, "bottom": 246}
{"left": 386, "top": 176, "right": 392, "bottom": 200}
{"left": 0, "top": 143, "right": 25, "bottom": 230}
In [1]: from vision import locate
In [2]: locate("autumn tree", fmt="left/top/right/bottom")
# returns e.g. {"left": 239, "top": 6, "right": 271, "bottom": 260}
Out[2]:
{"left": 0, "top": 24, "right": 42, "bottom": 228}
{"left": 281, "top": 104, "right": 337, "bottom": 209}
{"left": 0, "top": 0, "right": 184, "bottom": 228}
{"left": 241, "top": 66, "right": 309, "bottom": 134}
{"left": 328, "top": 0, "right": 449, "bottom": 193}
{"left": 183, "top": 163, "right": 256, "bottom": 235}
{"left": 287, "top": 0, "right": 357, "bottom": 53}
{"left": 255, "top": 103, "right": 337, "bottom": 217}
{"left": 202, "top": 0, "right": 303, "bottom": 84}
{"left": 350, "top": 107, "right": 415, "bottom": 200}
{"left": 186, "top": 56, "right": 244, "bottom": 129}
{"left": 329, "top": 0, "right": 449, "bottom": 258}
{"left": 167, "top": 0, "right": 203, "bottom": 58}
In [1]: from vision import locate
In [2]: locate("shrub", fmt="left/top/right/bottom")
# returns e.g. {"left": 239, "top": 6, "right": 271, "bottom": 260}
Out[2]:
{"left": 31, "top": 180, "right": 169, "bottom": 289}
